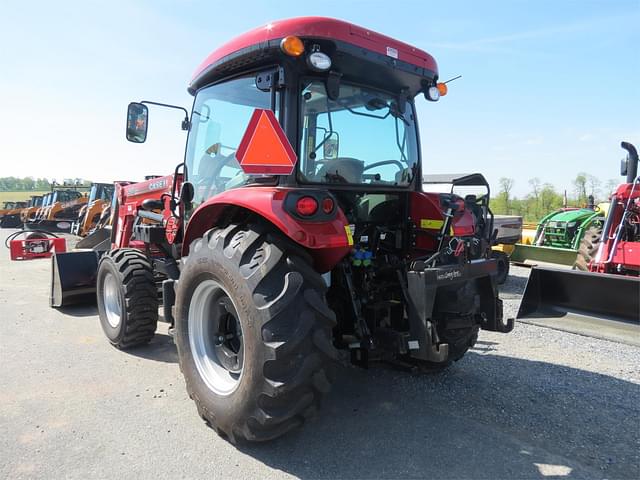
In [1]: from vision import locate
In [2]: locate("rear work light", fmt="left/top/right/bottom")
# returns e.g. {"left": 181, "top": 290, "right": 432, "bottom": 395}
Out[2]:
{"left": 307, "top": 51, "right": 331, "bottom": 71}
{"left": 296, "top": 196, "right": 318, "bottom": 216}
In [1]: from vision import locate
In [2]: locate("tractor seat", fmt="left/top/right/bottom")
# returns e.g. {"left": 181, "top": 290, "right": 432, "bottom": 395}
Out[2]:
{"left": 141, "top": 199, "right": 164, "bottom": 211}
{"left": 316, "top": 158, "right": 364, "bottom": 183}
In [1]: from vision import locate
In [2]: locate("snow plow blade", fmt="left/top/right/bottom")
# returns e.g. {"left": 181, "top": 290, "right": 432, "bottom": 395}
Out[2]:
{"left": 50, "top": 251, "right": 101, "bottom": 307}
{"left": 517, "top": 267, "right": 640, "bottom": 345}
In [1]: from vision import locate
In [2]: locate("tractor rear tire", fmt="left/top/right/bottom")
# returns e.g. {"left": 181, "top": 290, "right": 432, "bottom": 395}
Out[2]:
{"left": 96, "top": 248, "right": 158, "bottom": 349}
{"left": 573, "top": 225, "right": 602, "bottom": 271}
{"left": 491, "top": 250, "right": 510, "bottom": 285}
{"left": 412, "top": 326, "right": 479, "bottom": 372}
{"left": 174, "top": 223, "right": 337, "bottom": 443}
{"left": 412, "top": 281, "right": 480, "bottom": 371}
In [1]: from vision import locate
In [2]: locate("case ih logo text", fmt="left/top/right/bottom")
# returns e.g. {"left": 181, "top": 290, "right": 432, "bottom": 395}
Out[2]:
{"left": 148, "top": 179, "right": 167, "bottom": 190}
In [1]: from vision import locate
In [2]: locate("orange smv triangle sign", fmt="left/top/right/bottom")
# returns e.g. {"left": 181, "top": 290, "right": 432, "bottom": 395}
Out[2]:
{"left": 235, "top": 109, "right": 297, "bottom": 175}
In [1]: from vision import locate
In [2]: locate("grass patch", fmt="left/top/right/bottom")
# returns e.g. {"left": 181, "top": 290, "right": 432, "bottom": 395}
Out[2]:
{"left": 0, "top": 191, "right": 50, "bottom": 203}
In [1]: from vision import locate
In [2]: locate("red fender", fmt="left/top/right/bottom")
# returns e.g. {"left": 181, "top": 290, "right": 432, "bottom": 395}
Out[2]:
{"left": 182, "top": 187, "right": 352, "bottom": 272}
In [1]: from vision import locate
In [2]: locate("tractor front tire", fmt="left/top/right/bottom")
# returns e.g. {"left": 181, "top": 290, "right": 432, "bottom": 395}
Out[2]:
{"left": 175, "top": 223, "right": 337, "bottom": 443}
{"left": 96, "top": 249, "right": 158, "bottom": 348}
{"left": 573, "top": 225, "right": 602, "bottom": 271}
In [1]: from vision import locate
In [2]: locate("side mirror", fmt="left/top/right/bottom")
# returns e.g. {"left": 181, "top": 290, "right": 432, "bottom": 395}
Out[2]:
{"left": 323, "top": 132, "right": 339, "bottom": 160}
{"left": 179, "top": 181, "right": 194, "bottom": 205}
{"left": 126, "top": 102, "right": 148, "bottom": 143}
{"left": 621, "top": 156, "right": 628, "bottom": 176}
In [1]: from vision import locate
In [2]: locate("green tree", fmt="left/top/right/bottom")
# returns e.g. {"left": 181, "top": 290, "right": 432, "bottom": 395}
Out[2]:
{"left": 496, "top": 177, "right": 515, "bottom": 214}
{"left": 603, "top": 178, "right": 619, "bottom": 197}
{"left": 586, "top": 174, "right": 601, "bottom": 201}
{"left": 540, "top": 183, "right": 563, "bottom": 213}
{"left": 573, "top": 173, "right": 588, "bottom": 206}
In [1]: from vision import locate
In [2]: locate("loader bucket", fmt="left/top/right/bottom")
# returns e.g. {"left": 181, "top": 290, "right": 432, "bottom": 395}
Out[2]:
{"left": 50, "top": 251, "right": 101, "bottom": 307}
{"left": 517, "top": 267, "right": 640, "bottom": 345}
{"left": 25, "top": 219, "right": 73, "bottom": 233}
{"left": 509, "top": 243, "right": 578, "bottom": 266}
{"left": 75, "top": 227, "right": 111, "bottom": 251}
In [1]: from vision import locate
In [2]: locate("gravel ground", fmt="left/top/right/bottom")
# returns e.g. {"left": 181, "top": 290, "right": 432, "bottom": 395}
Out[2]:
{"left": 0, "top": 230, "right": 638, "bottom": 479}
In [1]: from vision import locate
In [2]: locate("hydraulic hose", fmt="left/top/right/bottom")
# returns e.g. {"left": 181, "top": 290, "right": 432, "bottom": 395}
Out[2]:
{"left": 4, "top": 230, "right": 59, "bottom": 248}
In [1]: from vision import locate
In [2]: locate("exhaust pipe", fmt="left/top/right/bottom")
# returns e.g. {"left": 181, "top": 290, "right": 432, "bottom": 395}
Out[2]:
{"left": 621, "top": 142, "right": 638, "bottom": 184}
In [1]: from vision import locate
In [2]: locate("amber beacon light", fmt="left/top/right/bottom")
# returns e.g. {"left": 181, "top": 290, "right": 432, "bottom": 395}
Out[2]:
{"left": 280, "top": 36, "right": 305, "bottom": 56}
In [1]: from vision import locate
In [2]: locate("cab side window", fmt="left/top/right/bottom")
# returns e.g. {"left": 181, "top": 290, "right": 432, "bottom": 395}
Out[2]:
{"left": 186, "top": 76, "right": 277, "bottom": 208}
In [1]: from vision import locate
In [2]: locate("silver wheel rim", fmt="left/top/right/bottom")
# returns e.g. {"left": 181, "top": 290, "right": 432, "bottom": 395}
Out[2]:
{"left": 188, "top": 279, "right": 244, "bottom": 396}
{"left": 103, "top": 272, "right": 122, "bottom": 328}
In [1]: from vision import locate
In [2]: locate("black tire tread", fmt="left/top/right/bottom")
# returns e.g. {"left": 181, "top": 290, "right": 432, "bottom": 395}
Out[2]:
{"left": 102, "top": 248, "right": 158, "bottom": 348}
{"left": 491, "top": 250, "right": 510, "bottom": 285}
{"left": 178, "top": 222, "right": 337, "bottom": 443}
{"left": 573, "top": 225, "right": 602, "bottom": 271}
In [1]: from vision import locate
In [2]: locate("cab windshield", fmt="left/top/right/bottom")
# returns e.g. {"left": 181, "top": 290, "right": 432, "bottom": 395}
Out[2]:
{"left": 52, "top": 191, "right": 81, "bottom": 203}
{"left": 299, "top": 80, "right": 419, "bottom": 187}
{"left": 89, "top": 184, "right": 114, "bottom": 202}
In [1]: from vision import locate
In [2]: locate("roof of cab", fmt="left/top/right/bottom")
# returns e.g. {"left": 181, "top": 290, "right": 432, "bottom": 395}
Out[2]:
{"left": 190, "top": 17, "right": 438, "bottom": 90}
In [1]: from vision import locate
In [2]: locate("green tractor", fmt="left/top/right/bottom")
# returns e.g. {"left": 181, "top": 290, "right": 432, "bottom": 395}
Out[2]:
{"left": 511, "top": 202, "right": 605, "bottom": 266}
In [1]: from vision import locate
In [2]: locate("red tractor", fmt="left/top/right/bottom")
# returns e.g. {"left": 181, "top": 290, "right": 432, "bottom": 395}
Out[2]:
{"left": 519, "top": 142, "right": 640, "bottom": 323}
{"left": 52, "top": 17, "right": 512, "bottom": 442}
{"left": 586, "top": 142, "right": 640, "bottom": 275}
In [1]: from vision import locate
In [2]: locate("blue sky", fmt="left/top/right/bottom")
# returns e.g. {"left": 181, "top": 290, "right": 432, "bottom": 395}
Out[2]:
{"left": 0, "top": 0, "right": 637, "bottom": 197}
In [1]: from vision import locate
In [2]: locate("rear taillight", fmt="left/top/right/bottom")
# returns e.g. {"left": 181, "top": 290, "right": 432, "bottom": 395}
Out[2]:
{"left": 296, "top": 196, "right": 318, "bottom": 216}
{"left": 321, "top": 197, "right": 334, "bottom": 214}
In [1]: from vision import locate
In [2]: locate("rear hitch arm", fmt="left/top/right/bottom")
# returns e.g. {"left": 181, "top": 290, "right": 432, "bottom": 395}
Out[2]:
{"left": 340, "top": 262, "right": 373, "bottom": 349}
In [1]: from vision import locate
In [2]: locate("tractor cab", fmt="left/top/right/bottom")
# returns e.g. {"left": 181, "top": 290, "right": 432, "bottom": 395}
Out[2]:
{"left": 21, "top": 195, "right": 44, "bottom": 222}
{"left": 51, "top": 189, "right": 83, "bottom": 204}
{"left": 88, "top": 183, "right": 115, "bottom": 204}
{"left": 180, "top": 18, "right": 436, "bottom": 214}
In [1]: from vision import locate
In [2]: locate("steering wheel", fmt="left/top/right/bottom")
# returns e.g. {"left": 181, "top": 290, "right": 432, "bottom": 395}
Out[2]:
{"left": 363, "top": 160, "right": 404, "bottom": 172}
{"left": 199, "top": 152, "right": 238, "bottom": 199}
{"left": 362, "top": 160, "right": 405, "bottom": 182}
